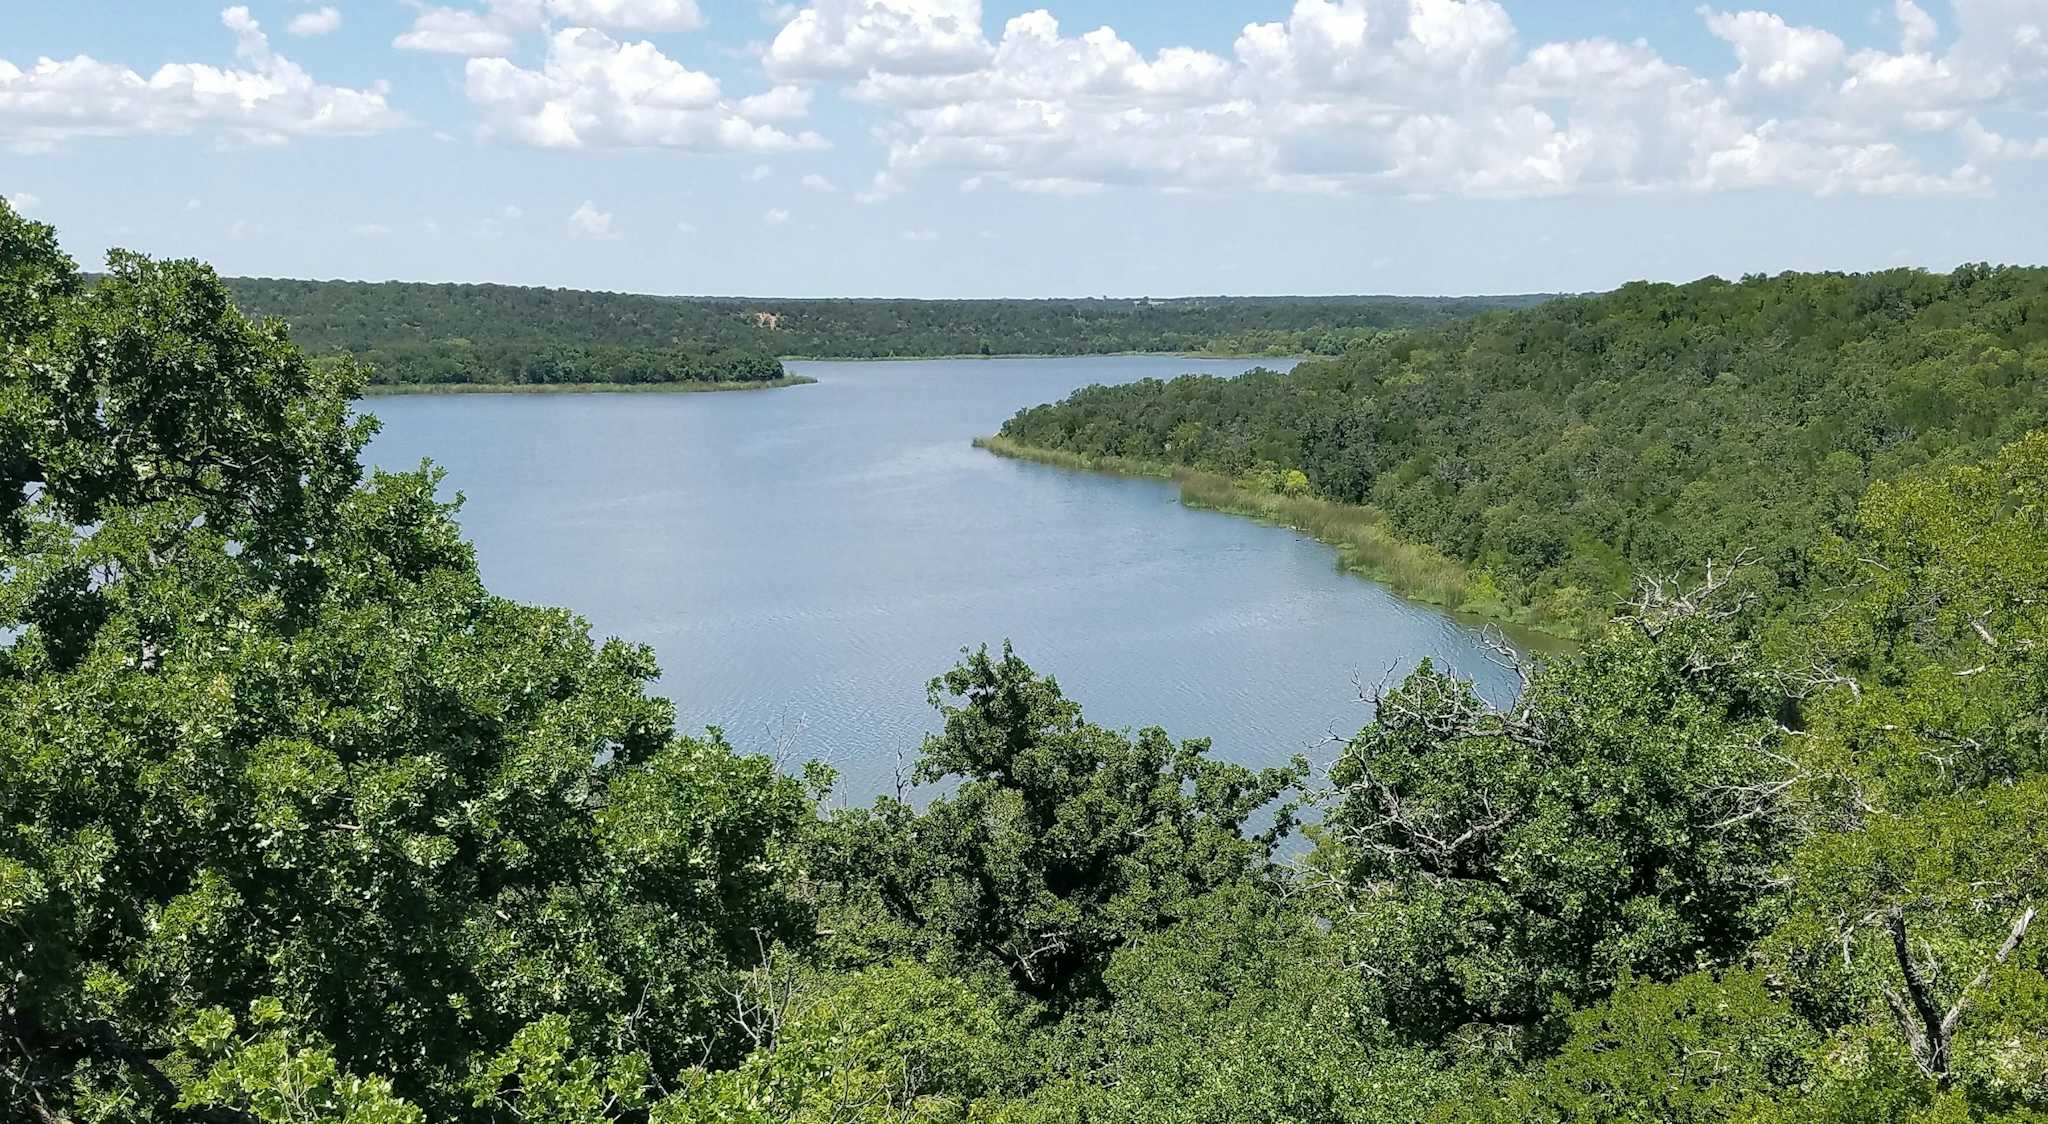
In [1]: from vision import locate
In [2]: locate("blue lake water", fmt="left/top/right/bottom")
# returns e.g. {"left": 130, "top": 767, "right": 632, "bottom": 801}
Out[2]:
{"left": 365, "top": 356, "right": 1521, "bottom": 803}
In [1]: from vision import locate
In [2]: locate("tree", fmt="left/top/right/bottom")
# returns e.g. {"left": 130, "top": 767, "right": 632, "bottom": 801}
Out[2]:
{"left": 665, "top": 963, "right": 1017, "bottom": 1124}
{"left": 814, "top": 644, "right": 1305, "bottom": 1006}
{"left": 0, "top": 202, "right": 815, "bottom": 1122}
{"left": 1322, "top": 593, "right": 1795, "bottom": 1043}
{"left": 1445, "top": 971, "right": 1818, "bottom": 1124}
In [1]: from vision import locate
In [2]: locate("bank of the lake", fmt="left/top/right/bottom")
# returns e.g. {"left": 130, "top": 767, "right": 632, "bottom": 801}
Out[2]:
{"left": 773, "top": 350, "right": 1308, "bottom": 363}
{"left": 363, "top": 375, "right": 818, "bottom": 396}
{"left": 974, "top": 434, "right": 1597, "bottom": 643}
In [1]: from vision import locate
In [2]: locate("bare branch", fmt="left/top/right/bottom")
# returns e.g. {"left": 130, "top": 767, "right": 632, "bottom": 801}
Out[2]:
{"left": 1880, "top": 904, "right": 2037, "bottom": 1087}
{"left": 1626, "top": 550, "right": 1760, "bottom": 637}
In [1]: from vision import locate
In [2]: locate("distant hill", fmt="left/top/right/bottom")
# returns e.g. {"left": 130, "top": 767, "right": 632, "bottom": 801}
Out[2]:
{"left": 220, "top": 277, "right": 1558, "bottom": 385}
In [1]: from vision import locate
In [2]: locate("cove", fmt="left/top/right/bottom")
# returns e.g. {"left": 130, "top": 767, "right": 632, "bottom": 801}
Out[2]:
{"left": 364, "top": 356, "right": 1524, "bottom": 802}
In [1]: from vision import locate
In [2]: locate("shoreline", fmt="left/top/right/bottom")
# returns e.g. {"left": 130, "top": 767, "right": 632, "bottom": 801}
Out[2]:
{"left": 780, "top": 351, "right": 1309, "bottom": 363}
{"left": 361, "top": 375, "right": 818, "bottom": 396}
{"left": 973, "top": 435, "right": 1589, "bottom": 648}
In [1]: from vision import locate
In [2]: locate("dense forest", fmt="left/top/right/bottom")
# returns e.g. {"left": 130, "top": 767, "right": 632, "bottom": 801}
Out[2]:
{"left": 223, "top": 277, "right": 1552, "bottom": 385}
{"left": 998, "top": 267, "right": 2048, "bottom": 636}
{"left": 6, "top": 202, "right": 2047, "bottom": 1124}
{"left": 221, "top": 278, "right": 791, "bottom": 388}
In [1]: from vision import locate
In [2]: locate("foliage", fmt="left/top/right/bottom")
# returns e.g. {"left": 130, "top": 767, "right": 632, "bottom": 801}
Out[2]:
{"left": 666, "top": 962, "right": 1017, "bottom": 1124}
{"left": 1323, "top": 608, "right": 1795, "bottom": 1044}
{"left": 222, "top": 277, "right": 1551, "bottom": 384}
{"left": 812, "top": 644, "right": 1306, "bottom": 1005}
{"left": 1444, "top": 970, "right": 1817, "bottom": 1124}
{"left": 1010, "top": 884, "right": 1460, "bottom": 1124}
{"left": 0, "top": 201, "right": 814, "bottom": 1122}
{"left": 999, "top": 267, "right": 2048, "bottom": 627}
{"left": 10, "top": 199, "right": 2048, "bottom": 1123}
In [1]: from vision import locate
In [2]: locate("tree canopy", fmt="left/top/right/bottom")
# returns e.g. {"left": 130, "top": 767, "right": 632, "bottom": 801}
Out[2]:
{"left": 6, "top": 200, "right": 2047, "bottom": 1122}
{"left": 221, "top": 277, "right": 1552, "bottom": 385}
{"left": 998, "top": 267, "right": 2048, "bottom": 633}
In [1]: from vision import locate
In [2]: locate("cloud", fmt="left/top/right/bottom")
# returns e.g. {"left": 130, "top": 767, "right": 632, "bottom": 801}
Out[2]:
{"left": 0, "top": 6, "right": 401, "bottom": 147}
{"left": 288, "top": 6, "right": 342, "bottom": 37}
{"left": 5, "top": 191, "right": 36, "bottom": 212}
{"left": 351, "top": 222, "right": 392, "bottom": 237}
{"left": 397, "top": 0, "right": 542, "bottom": 55}
{"left": 801, "top": 172, "right": 837, "bottom": 191}
{"left": 765, "top": 0, "right": 993, "bottom": 81}
{"left": 737, "top": 84, "right": 812, "bottom": 121}
{"left": 900, "top": 226, "right": 938, "bottom": 240}
{"left": 1700, "top": 9, "right": 1845, "bottom": 91}
{"left": 763, "top": 207, "right": 791, "bottom": 224}
{"left": 676, "top": 217, "right": 698, "bottom": 232}
{"left": 547, "top": 0, "right": 706, "bottom": 30}
{"left": 1895, "top": 0, "right": 1939, "bottom": 53}
{"left": 569, "top": 199, "right": 618, "bottom": 237}
{"left": 743, "top": 162, "right": 775, "bottom": 181}
{"left": 465, "top": 27, "right": 827, "bottom": 151}
{"left": 767, "top": 0, "right": 2035, "bottom": 202}
{"left": 399, "top": 0, "right": 707, "bottom": 55}
{"left": 1961, "top": 117, "right": 2048, "bottom": 159}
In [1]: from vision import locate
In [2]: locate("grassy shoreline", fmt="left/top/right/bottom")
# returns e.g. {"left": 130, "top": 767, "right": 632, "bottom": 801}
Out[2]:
{"left": 362, "top": 376, "right": 817, "bottom": 396}
{"left": 974, "top": 435, "right": 1588, "bottom": 647}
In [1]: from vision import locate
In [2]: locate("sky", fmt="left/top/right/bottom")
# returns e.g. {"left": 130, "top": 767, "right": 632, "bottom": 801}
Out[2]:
{"left": 0, "top": 0, "right": 2044, "bottom": 297}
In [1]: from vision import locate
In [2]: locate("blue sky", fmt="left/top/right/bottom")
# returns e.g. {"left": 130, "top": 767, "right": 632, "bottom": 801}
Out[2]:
{"left": 1, "top": 0, "right": 2043, "bottom": 297}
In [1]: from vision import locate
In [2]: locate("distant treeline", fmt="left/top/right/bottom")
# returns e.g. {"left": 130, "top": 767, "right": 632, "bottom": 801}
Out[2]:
{"left": 999, "top": 265, "right": 2048, "bottom": 633}
{"left": 221, "top": 277, "right": 1555, "bottom": 385}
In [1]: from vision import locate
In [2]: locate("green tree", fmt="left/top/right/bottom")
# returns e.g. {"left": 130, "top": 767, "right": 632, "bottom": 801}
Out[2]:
{"left": 1323, "top": 600, "right": 1794, "bottom": 1043}
{"left": 814, "top": 644, "right": 1305, "bottom": 1005}
{"left": 1444, "top": 970, "right": 1817, "bottom": 1124}
{"left": 0, "top": 203, "right": 814, "bottom": 1122}
{"left": 665, "top": 962, "right": 1017, "bottom": 1124}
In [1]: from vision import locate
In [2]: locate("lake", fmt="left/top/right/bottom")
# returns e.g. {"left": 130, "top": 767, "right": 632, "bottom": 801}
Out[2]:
{"left": 365, "top": 356, "right": 1523, "bottom": 802}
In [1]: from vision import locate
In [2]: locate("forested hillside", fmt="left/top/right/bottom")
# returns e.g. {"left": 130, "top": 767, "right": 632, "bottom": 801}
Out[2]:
{"left": 223, "top": 278, "right": 791, "bottom": 388}
{"left": 7, "top": 203, "right": 2047, "bottom": 1124}
{"left": 999, "top": 267, "right": 2048, "bottom": 634}
{"left": 223, "top": 276, "right": 1552, "bottom": 384}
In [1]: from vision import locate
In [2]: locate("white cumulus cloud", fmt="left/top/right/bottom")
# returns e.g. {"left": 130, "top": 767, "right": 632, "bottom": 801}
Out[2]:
{"left": 760, "top": 0, "right": 2042, "bottom": 202}
{"left": 1701, "top": 9, "right": 1845, "bottom": 91}
{"left": 737, "top": 84, "right": 812, "bottom": 121}
{"left": 1895, "top": 0, "right": 1939, "bottom": 53}
{"left": 766, "top": 0, "right": 993, "bottom": 81}
{"left": 569, "top": 199, "right": 618, "bottom": 237}
{"left": 288, "top": 6, "right": 342, "bottom": 37}
{"left": 396, "top": 0, "right": 541, "bottom": 56}
{"left": 465, "top": 27, "right": 827, "bottom": 152}
{"left": 547, "top": 0, "right": 705, "bottom": 30}
{"left": 0, "top": 7, "right": 401, "bottom": 147}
